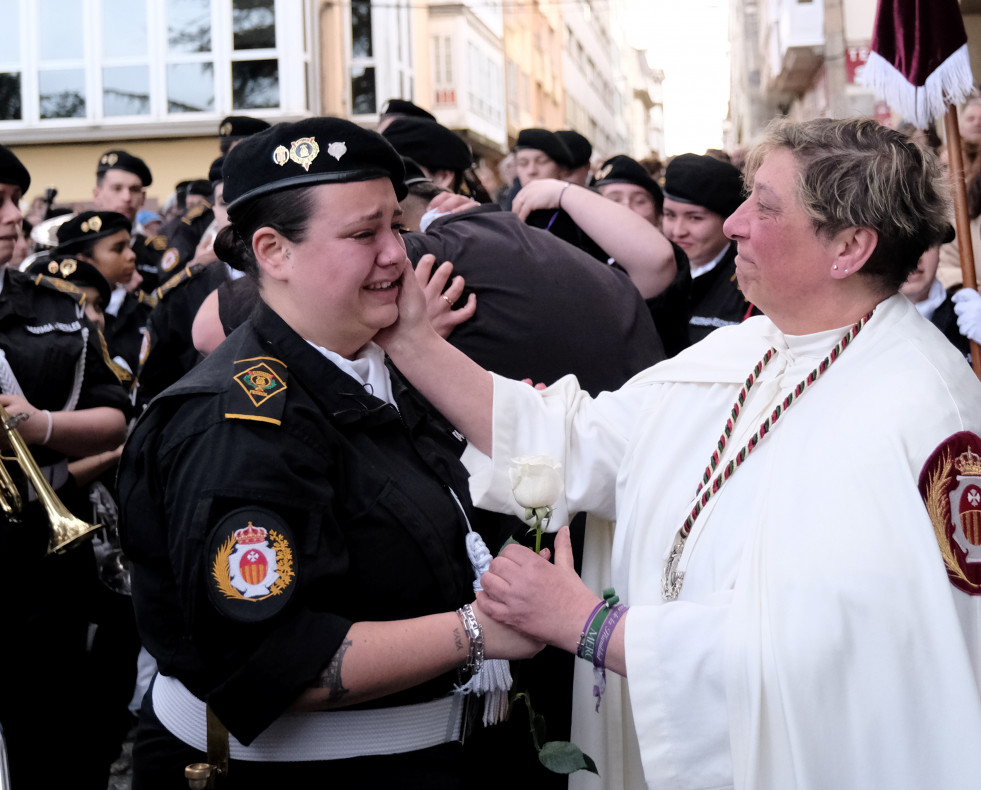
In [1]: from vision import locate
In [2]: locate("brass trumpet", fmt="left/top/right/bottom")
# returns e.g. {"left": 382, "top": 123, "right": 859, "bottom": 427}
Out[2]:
{"left": 0, "top": 403, "right": 101, "bottom": 554}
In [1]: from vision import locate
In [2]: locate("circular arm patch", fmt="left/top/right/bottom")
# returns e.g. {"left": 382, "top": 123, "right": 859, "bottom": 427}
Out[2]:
{"left": 206, "top": 506, "right": 298, "bottom": 623}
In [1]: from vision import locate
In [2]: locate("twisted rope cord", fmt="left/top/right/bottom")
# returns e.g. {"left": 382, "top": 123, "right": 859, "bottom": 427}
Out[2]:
{"left": 680, "top": 311, "right": 873, "bottom": 538}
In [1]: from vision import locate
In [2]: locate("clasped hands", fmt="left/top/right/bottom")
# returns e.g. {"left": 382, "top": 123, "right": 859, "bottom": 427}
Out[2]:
{"left": 478, "top": 526, "right": 604, "bottom": 657}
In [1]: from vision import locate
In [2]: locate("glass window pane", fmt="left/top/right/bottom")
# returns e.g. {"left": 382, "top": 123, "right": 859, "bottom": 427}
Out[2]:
{"left": 351, "top": 65, "right": 375, "bottom": 115}
{"left": 39, "top": 0, "right": 84, "bottom": 61}
{"left": 232, "top": 59, "right": 279, "bottom": 109}
{"left": 168, "top": 0, "right": 212, "bottom": 53}
{"left": 352, "top": 0, "right": 372, "bottom": 58}
{"left": 233, "top": 0, "right": 275, "bottom": 50}
{"left": 39, "top": 69, "right": 86, "bottom": 118}
{"left": 0, "top": 0, "right": 19, "bottom": 60}
{"left": 102, "top": 0, "right": 148, "bottom": 59}
{"left": 103, "top": 66, "right": 150, "bottom": 116}
{"left": 167, "top": 62, "right": 214, "bottom": 112}
{"left": 0, "top": 73, "right": 22, "bottom": 121}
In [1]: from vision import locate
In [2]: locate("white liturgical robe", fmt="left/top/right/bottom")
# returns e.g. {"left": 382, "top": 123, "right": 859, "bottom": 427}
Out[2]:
{"left": 464, "top": 294, "right": 981, "bottom": 790}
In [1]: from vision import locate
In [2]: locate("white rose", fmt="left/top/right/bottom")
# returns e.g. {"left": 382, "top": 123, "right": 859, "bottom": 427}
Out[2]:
{"left": 509, "top": 455, "right": 564, "bottom": 512}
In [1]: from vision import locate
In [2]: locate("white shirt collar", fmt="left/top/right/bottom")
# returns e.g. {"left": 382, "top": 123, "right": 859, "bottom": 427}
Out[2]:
{"left": 690, "top": 242, "right": 732, "bottom": 279}
{"left": 306, "top": 340, "right": 397, "bottom": 407}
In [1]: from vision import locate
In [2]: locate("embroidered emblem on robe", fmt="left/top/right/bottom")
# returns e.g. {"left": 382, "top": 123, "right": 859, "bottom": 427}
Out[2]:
{"left": 208, "top": 508, "right": 296, "bottom": 622}
{"left": 920, "top": 431, "right": 981, "bottom": 595}
{"left": 160, "top": 248, "right": 180, "bottom": 272}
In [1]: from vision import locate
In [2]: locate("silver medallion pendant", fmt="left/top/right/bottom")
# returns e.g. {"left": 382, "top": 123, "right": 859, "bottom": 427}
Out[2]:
{"left": 661, "top": 532, "right": 687, "bottom": 601}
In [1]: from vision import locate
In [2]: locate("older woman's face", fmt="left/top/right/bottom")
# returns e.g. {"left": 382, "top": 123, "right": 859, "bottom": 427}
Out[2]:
{"left": 515, "top": 150, "right": 563, "bottom": 186}
{"left": 0, "top": 182, "right": 24, "bottom": 267}
{"left": 270, "top": 179, "right": 408, "bottom": 356}
{"left": 724, "top": 148, "right": 839, "bottom": 325}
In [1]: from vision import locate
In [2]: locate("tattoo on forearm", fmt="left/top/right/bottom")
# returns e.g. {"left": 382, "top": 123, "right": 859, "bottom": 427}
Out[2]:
{"left": 453, "top": 626, "right": 465, "bottom": 653}
{"left": 317, "top": 638, "right": 352, "bottom": 703}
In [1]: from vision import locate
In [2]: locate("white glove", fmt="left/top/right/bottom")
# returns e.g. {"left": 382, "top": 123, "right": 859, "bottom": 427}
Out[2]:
{"left": 952, "top": 287, "right": 981, "bottom": 343}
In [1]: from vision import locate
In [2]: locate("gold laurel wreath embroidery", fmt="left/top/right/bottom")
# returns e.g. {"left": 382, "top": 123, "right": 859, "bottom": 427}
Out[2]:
{"left": 924, "top": 450, "right": 974, "bottom": 588}
{"left": 268, "top": 530, "right": 295, "bottom": 594}
{"left": 212, "top": 531, "right": 295, "bottom": 601}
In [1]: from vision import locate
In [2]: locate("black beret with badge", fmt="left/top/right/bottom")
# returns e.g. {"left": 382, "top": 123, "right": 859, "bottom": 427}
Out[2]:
{"left": 55, "top": 211, "right": 132, "bottom": 255}
{"left": 0, "top": 144, "right": 30, "bottom": 193}
{"left": 663, "top": 153, "right": 744, "bottom": 219}
{"left": 556, "top": 130, "right": 592, "bottom": 170}
{"left": 218, "top": 115, "right": 271, "bottom": 142}
{"left": 513, "top": 128, "right": 573, "bottom": 168}
{"left": 223, "top": 117, "right": 408, "bottom": 218}
{"left": 26, "top": 255, "right": 112, "bottom": 308}
{"left": 382, "top": 118, "right": 474, "bottom": 173}
{"left": 97, "top": 150, "right": 152, "bottom": 187}
{"left": 595, "top": 154, "right": 664, "bottom": 204}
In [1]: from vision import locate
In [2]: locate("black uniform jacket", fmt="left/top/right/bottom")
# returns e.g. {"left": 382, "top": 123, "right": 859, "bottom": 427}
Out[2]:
{"left": 403, "top": 205, "right": 663, "bottom": 396}
{"left": 688, "top": 242, "right": 759, "bottom": 344}
{"left": 0, "top": 268, "right": 131, "bottom": 553}
{"left": 118, "top": 300, "right": 478, "bottom": 745}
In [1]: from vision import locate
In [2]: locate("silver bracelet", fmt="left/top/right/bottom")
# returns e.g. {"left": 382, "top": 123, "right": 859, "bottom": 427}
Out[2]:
{"left": 457, "top": 603, "right": 484, "bottom": 676}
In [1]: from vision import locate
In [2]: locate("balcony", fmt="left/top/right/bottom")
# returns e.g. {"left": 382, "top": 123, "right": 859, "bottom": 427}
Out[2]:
{"left": 766, "top": 0, "right": 825, "bottom": 96}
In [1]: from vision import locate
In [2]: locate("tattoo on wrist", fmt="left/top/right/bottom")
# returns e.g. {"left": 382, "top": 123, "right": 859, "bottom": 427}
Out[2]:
{"left": 453, "top": 626, "right": 465, "bottom": 653}
{"left": 317, "top": 638, "right": 352, "bottom": 703}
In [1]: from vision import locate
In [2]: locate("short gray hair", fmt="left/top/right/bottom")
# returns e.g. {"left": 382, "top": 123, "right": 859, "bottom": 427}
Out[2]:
{"left": 744, "top": 117, "right": 951, "bottom": 291}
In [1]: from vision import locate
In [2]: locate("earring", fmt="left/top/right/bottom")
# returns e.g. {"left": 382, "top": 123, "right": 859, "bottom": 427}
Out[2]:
{"left": 833, "top": 265, "right": 838, "bottom": 270}
{"left": 844, "top": 268, "right": 849, "bottom": 273}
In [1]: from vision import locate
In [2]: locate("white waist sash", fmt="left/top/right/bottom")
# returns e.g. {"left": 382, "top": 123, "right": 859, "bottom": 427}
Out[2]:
{"left": 152, "top": 673, "right": 465, "bottom": 762}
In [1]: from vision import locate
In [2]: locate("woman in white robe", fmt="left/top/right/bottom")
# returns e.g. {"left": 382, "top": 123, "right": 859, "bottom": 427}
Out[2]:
{"left": 379, "top": 117, "right": 981, "bottom": 790}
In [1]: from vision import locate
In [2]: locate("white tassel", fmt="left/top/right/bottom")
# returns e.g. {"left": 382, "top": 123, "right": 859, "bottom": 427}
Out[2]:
{"left": 455, "top": 530, "right": 513, "bottom": 725}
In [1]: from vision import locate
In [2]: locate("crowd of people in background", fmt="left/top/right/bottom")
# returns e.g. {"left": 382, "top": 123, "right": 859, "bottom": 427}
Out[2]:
{"left": 0, "top": 97, "right": 980, "bottom": 790}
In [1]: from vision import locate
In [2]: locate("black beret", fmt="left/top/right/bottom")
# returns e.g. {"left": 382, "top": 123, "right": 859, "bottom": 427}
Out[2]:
{"left": 97, "top": 150, "right": 152, "bottom": 187}
{"left": 223, "top": 117, "right": 407, "bottom": 216}
{"left": 379, "top": 99, "right": 436, "bottom": 121}
{"left": 382, "top": 118, "right": 473, "bottom": 172}
{"left": 555, "top": 131, "right": 592, "bottom": 169}
{"left": 400, "top": 156, "right": 433, "bottom": 188}
{"left": 26, "top": 256, "right": 111, "bottom": 308}
{"left": 0, "top": 145, "right": 30, "bottom": 193}
{"left": 663, "top": 153, "right": 744, "bottom": 218}
{"left": 187, "top": 179, "right": 213, "bottom": 197}
{"left": 218, "top": 115, "right": 271, "bottom": 140}
{"left": 513, "top": 129, "right": 573, "bottom": 168}
{"left": 55, "top": 211, "right": 132, "bottom": 255}
{"left": 209, "top": 156, "right": 225, "bottom": 185}
{"left": 595, "top": 155, "right": 663, "bottom": 203}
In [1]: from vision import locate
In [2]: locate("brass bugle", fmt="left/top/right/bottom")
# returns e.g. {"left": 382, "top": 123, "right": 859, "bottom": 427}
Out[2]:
{"left": 0, "top": 403, "right": 101, "bottom": 554}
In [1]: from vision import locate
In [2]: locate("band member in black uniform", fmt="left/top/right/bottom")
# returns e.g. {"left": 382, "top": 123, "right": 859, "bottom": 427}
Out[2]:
{"left": 0, "top": 145, "right": 133, "bottom": 790}
{"left": 55, "top": 209, "right": 154, "bottom": 377}
{"left": 117, "top": 117, "right": 540, "bottom": 789}
{"left": 92, "top": 149, "right": 163, "bottom": 293}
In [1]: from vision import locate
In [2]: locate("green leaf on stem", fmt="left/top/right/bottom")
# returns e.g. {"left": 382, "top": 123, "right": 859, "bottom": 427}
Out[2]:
{"left": 537, "top": 741, "right": 599, "bottom": 775}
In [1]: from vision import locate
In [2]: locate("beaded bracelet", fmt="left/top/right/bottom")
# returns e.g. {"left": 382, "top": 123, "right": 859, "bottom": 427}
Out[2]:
{"left": 457, "top": 603, "right": 484, "bottom": 676}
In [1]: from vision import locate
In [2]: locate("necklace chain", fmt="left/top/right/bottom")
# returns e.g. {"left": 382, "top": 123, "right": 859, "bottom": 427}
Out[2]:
{"left": 661, "top": 311, "right": 874, "bottom": 601}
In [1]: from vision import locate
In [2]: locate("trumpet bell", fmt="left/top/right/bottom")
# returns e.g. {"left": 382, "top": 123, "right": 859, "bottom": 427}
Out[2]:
{"left": 48, "top": 513, "right": 102, "bottom": 555}
{"left": 29, "top": 212, "right": 74, "bottom": 249}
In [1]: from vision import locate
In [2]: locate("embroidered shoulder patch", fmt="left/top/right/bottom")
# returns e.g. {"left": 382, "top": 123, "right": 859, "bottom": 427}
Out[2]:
{"left": 207, "top": 507, "right": 297, "bottom": 623}
{"left": 160, "top": 248, "right": 181, "bottom": 272}
{"left": 920, "top": 431, "right": 981, "bottom": 595}
{"left": 226, "top": 356, "right": 288, "bottom": 425}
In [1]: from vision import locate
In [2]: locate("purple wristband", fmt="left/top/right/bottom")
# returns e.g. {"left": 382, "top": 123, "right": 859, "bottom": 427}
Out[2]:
{"left": 593, "top": 603, "right": 627, "bottom": 670}
{"left": 577, "top": 600, "right": 608, "bottom": 659}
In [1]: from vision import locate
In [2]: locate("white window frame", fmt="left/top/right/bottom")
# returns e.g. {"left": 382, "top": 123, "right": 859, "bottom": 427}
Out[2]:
{"left": 0, "top": 0, "right": 315, "bottom": 143}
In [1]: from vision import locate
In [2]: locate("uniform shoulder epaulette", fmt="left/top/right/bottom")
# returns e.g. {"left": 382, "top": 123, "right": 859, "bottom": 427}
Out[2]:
{"left": 181, "top": 203, "right": 212, "bottom": 225}
{"left": 95, "top": 328, "right": 132, "bottom": 384}
{"left": 147, "top": 234, "right": 169, "bottom": 252}
{"left": 31, "top": 273, "right": 84, "bottom": 304}
{"left": 137, "top": 289, "right": 159, "bottom": 309}
{"left": 225, "top": 356, "right": 289, "bottom": 427}
{"left": 154, "top": 264, "right": 206, "bottom": 301}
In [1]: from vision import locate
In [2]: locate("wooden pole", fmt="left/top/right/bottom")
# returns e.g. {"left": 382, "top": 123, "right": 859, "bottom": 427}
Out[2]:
{"left": 942, "top": 106, "right": 981, "bottom": 379}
